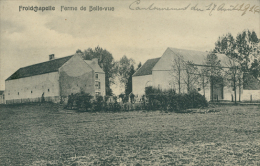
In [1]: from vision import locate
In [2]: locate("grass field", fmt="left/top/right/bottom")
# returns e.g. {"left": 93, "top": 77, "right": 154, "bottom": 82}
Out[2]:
{"left": 0, "top": 103, "right": 260, "bottom": 166}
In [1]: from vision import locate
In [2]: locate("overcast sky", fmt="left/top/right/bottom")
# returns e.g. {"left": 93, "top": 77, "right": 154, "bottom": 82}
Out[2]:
{"left": 0, "top": 0, "right": 259, "bottom": 92}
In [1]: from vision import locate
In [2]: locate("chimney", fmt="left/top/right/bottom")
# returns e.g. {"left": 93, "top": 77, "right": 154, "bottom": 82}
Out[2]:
{"left": 49, "top": 54, "right": 55, "bottom": 61}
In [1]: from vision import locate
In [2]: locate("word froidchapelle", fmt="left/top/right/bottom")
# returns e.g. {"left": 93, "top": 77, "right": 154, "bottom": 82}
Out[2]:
{"left": 19, "top": 6, "right": 55, "bottom": 12}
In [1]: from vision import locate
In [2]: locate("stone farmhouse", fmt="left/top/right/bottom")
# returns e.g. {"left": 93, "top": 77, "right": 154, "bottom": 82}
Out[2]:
{"left": 5, "top": 53, "right": 105, "bottom": 104}
{"left": 132, "top": 47, "right": 260, "bottom": 102}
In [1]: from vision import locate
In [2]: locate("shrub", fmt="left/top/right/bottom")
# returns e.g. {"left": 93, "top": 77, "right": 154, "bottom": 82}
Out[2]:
{"left": 129, "top": 93, "right": 135, "bottom": 103}
{"left": 72, "top": 92, "right": 93, "bottom": 112}
{"left": 145, "top": 86, "right": 208, "bottom": 112}
{"left": 92, "top": 95, "right": 105, "bottom": 112}
{"left": 113, "top": 96, "right": 122, "bottom": 112}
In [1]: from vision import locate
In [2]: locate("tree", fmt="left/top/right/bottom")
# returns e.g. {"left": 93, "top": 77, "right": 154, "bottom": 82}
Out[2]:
{"left": 76, "top": 49, "right": 83, "bottom": 54}
{"left": 137, "top": 62, "right": 142, "bottom": 70}
{"left": 215, "top": 30, "right": 260, "bottom": 77}
{"left": 82, "top": 46, "right": 116, "bottom": 96}
{"left": 125, "top": 65, "right": 135, "bottom": 95}
{"left": 115, "top": 55, "right": 135, "bottom": 95}
{"left": 183, "top": 61, "right": 200, "bottom": 93}
{"left": 214, "top": 33, "right": 240, "bottom": 103}
{"left": 203, "top": 52, "right": 223, "bottom": 101}
{"left": 236, "top": 30, "right": 259, "bottom": 74}
{"left": 170, "top": 54, "right": 185, "bottom": 94}
{"left": 83, "top": 48, "right": 94, "bottom": 60}
{"left": 213, "top": 31, "right": 260, "bottom": 103}
{"left": 250, "top": 59, "right": 260, "bottom": 78}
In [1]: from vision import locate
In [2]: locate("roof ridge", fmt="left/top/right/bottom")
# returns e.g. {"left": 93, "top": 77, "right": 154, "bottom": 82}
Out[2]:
{"left": 19, "top": 55, "right": 73, "bottom": 69}
{"left": 83, "top": 60, "right": 94, "bottom": 71}
{"left": 6, "top": 55, "right": 74, "bottom": 81}
{"left": 132, "top": 57, "right": 161, "bottom": 77}
{"left": 168, "top": 47, "right": 207, "bottom": 53}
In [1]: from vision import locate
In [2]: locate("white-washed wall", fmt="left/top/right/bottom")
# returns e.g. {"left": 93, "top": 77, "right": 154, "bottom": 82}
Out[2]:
{"left": 95, "top": 72, "right": 106, "bottom": 96}
{"left": 132, "top": 75, "right": 152, "bottom": 96}
{"left": 241, "top": 90, "right": 260, "bottom": 101}
{"left": 152, "top": 70, "right": 173, "bottom": 91}
{"left": 5, "top": 72, "right": 59, "bottom": 102}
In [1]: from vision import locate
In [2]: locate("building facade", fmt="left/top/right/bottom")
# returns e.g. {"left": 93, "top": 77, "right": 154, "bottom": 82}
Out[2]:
{"left": 5, "top": 53, "right": 105, "bottom": 104}
{"left": 132, "top": 47, "right": 260, "bottom": 102}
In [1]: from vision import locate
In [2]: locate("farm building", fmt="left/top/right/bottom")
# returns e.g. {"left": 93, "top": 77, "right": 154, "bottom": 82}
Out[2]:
{"left": 132, "top": 47, "right": 260, "bottom": 102}
{"left": 5, "top": 53, "right": 105, "bottom": 104}
{"left": 0, "top": 91, "right": 5, "bottom": 104}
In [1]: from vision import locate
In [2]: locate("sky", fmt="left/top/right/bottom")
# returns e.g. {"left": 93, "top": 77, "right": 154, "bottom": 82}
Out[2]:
{"left": 0, "top": 0, "right": 259, "bottom": 93}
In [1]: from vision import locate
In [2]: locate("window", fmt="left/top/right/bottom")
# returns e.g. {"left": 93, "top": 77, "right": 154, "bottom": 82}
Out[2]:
{"left": 95, "top": 74, "right": 98, "bottom": 79}
{"left": 18, "top": 92, "right": 19, "bottom": 95}
{"left": 95, "top": 81, "right": 101, "bottom": 90}
{"left": 31, "top": 91, "right": 33, "bottom": 93}
{"left": 48, "top": 89, "right": 50, "bottom": 92}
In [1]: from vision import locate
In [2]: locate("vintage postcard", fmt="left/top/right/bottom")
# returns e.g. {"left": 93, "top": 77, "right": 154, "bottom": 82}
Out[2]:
{"left": 0, "top": 0, "right": 259, "bottom": 165}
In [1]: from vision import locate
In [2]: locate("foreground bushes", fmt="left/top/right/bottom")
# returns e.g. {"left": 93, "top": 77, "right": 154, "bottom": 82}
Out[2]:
{"left": 68, "top": 88, "right": 208, "bottom": 112}
{"left": 145, "top": 87, "right": 208, "bottom": 112}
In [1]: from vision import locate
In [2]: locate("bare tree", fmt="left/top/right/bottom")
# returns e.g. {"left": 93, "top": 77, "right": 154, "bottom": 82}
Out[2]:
{"left": 183, "top": 61, "right": 200, "bottom": 93}
{"left": 221, "top": 57, "right": 242, "bottom": 103}
{"left": 170, "top": 54, "right": 185, "bottom": 94}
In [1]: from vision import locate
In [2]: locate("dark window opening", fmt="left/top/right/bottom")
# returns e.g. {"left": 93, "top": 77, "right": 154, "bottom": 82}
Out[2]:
{"left": 95, "top": 81, "right": 101, "bottom": 90}
{"left": 48, "top": 89, "right": 50, "bottom": 92}
{"left": 95, "top": 74, "right": 98, "bottom": 79}
{"left": 18, "top": 92, "right": 19, "bottom": 95}
{"left": 31, "top": 91, "right": 33, "bottom": 93}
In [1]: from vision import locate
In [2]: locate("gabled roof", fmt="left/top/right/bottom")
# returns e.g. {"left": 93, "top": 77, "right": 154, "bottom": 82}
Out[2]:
{"left": 6, "top": 55, "right": 73, "bottom": 81}
{"left": 0, "top": 91, "right": 4, "bottom": 95}
{"left": 132, "top": 57, "right": 160, "bottom": 77}
{"left": 168, "top": 47, "right": 208, "bottom": 65}
{"left": 84, "top": 60, "right": 105, "bottom": 73}
{"left": 243, "top": 73, "right": 260, "bottom": 90}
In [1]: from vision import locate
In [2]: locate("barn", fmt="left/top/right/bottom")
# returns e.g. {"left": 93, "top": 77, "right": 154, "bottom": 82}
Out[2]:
{"left": 132, "top": 47, "right": 260, "bottom": 102}
{"left": 5, "top": 53, "right": 105, "bottom": 104}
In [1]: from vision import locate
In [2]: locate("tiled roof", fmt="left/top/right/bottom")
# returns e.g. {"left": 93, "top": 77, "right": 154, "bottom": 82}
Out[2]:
{"left": 243, "top": 73, "right": 260, "bottom": 90}
{"left": 132, "top": 58, "right": 160, "bottom": 77}
{"left": 168, "top": 47, "right": 209, "bottom": 65}
{"left": 6, "top": 56, "right": 73, "bottom": 81}
{"left": 84, "top": 60, "right": 105, "bottom": 73}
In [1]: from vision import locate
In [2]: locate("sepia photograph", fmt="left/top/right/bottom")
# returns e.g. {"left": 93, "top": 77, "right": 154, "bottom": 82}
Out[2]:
{"left": 0, "top": 0, "right": 260, "bottom": 165}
